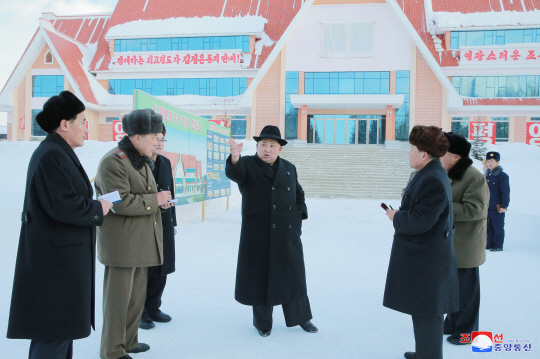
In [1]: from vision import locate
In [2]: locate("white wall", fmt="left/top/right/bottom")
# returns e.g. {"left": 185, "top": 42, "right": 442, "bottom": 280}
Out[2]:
{"left": 286, "top": 4, "right": 411, "bottom": 72}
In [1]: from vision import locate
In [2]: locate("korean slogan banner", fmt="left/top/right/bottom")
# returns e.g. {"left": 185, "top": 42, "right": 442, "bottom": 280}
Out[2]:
{"left": 134, "top": 90, "right": 231, "bottom": 205}
{"left": 469, "top": 121, "right": 496, "bottom": 144}
{"left": 526, "top": 122, "right": 540, "bottom": 146}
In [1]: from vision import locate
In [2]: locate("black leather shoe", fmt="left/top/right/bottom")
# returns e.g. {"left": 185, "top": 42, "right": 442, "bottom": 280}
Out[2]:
{"left": 486, "top": 245, "right": 493, "bottom": 250}
{"left": 139, "top": 313, "right": 155, "bottom": 330}
{"left": 490, "top": 247, "right": 503, "bottom": 251}
{"left": 126, "top": 343, "right": 150, "bottom": 354}
{"left": 149, "top": 310, "right": 172, "bottom": 323}
{"left": 300, "top": 320, "right": 318, "bottom": 333}
{"left": 404, "top": 352, "right": 417, "bottom": 359}
{"left": 447, "top": 335, "right": 469, "bottom": 345}
{"left": 258, "top": 329, "right": 271, "bottom": 337}
{"left": 118, "top": 355, "right": 133, "bottom": 359}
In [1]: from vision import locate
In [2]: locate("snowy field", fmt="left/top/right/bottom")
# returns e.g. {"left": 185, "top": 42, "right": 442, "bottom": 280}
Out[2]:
{"left": 0, "top": 139, "right": 538, "bottom": 358}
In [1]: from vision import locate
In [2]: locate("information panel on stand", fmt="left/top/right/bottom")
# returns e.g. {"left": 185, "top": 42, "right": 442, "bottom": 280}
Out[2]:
{"left": 134, "top": 90, "right": 231, "bottom": 205}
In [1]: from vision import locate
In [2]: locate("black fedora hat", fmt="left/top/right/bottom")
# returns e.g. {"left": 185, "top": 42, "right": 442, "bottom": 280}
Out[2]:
{"left": 253, "top": 125, "right": 287, "bottom": 146}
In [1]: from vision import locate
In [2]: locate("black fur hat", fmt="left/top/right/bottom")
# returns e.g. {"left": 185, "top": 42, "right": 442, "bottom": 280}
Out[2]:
{"left": 444, "top": 132, "right": 471, "bottom": 158}
{"left": 122, "top": 109, "right": 164, "bottom": 136}
{"left": 35, "top": 91, "right": 85, "bottom": 133}
{"left": 409, "top": 125, "right": 449, "bottom": 158}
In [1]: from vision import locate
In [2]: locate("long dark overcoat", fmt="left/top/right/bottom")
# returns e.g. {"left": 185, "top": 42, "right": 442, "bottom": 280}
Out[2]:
{"left": 383, "top": 159, "right": 459, "bottom": 317}
{"left": 8, "top": 133, "right": 104, "bottom": 340}
{"left": 148, "top": 155, "right": 177, "bottom": 277}
{"left": 225, "top": 154, "right": 308, "bottom": 306}
{"left": 485, "top": 166, "right": 510, "bottom": 210}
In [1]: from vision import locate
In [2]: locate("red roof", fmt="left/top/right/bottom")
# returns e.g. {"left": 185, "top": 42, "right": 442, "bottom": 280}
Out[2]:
{"left": 45, "top": 29, "right": 99, "bottom": 104}
{"left": 89, "top": 0, "right": 302, "bottom": 71}
{"left": 397, "top": 0, "right": 458, "bottom": 67}
{"left": 432, "top": 0, "right": 540, "bottom": 13}
{"left": 180, "top": 154, "right": 197, "bottom": 176}
{"left": 463, "top": 98, "right": 540, "bottom": 106}
{"left": 49, "top": 14, "right": 110, "bottom": 46}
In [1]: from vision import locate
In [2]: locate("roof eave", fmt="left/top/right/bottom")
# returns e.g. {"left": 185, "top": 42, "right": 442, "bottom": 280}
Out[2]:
{"left": 385, "top": 0, "right": 463, "bottom": 108}
{"left": 238, "top": 0, "right": 317, "bottom": 108}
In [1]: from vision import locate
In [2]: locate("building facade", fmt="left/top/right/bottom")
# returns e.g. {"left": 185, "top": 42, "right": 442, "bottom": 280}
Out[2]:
{"left": 1, "top": 0, "right": 539, "bottom": 145}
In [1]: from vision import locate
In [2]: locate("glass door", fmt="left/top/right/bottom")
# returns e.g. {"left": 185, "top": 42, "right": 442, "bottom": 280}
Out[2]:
{"left": 308, "top": 115, "right": 385, "bottom": 144}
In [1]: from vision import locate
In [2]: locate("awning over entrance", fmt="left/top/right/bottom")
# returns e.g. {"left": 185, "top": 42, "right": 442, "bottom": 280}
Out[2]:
{"left": 289, "top": 94, "right": 405, "bottom": 109}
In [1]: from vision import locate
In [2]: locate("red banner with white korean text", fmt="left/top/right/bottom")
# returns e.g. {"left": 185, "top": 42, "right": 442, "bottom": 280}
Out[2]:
{"left": 469, "top": 121, "right": 496, "bottom": 144}
{"left": 112, "top": 120, "right": 127, "bottom": 141}
{"left": 526, "top": 122, "right": 540, "bottom": 146}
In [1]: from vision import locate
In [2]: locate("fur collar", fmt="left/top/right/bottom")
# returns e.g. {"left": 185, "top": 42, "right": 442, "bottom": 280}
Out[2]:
{"left": 486, "top": 165, "right": 503, "bottom": 177}
{"left": 447, "top": 157, "right": 473, "bottom": 181}
{"left": 118, "top": 136, "right": 154, "bottom": 171}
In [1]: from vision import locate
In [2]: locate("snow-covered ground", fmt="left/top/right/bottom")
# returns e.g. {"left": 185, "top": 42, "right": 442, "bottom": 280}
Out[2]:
{"left": 0, "top": 139, "right": 538, "bottom": 358}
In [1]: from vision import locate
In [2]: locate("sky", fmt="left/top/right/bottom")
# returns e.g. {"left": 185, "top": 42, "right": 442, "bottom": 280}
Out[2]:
{"left": 0, "top": 0, "right": 119, "bottom": 126}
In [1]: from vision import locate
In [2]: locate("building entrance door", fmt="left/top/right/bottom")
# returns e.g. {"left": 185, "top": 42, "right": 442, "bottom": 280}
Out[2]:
{"left": 307, "top": 115, "right": 385, "bottom": 144}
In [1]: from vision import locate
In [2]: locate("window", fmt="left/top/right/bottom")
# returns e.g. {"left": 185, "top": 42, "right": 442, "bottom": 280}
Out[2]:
{"left": 320, "top": 23, "right": 374, "bottom": 57}
{"left": 451, "top": 117, "right": 469, "bottom": 138}
{"left": 304, "top": 72, "right": 390, "bottom": 95}
{"left": 114, "top": 36, "right": 251, "bottom": 53}
{"left": 231, "top": 116, "right": 246, "bottom": 139}
{"left": 450, "top": 29, "right": 540, "bottom": 49}
{"left": 44, "top": 51, "right": 53, "bottom": 64}
{"left": 285, "top": 72, "right": 299, "bottom": 140}
{"left": 32, "top": 75, "right": 64, "bottom": 97}
{"left": 108, "top": 78, "right": 247, "bottom": 97}
{"left": 452, "top": 76, "right": 540, "bottom": 98}
{"left": 492, "top": 117, "right": 509, "bottom": 142}
{"left": 395, "top": 71, "right": 410, "bottom": 141}
{"left": 105, "top": 117, "right": 119, "bottom": 123}
{"left": 31, "top": 110, "right": 48, "bottom": 136}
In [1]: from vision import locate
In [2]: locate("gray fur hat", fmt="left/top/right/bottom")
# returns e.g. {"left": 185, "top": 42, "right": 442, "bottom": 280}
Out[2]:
{"left": 122, "top": 109, "right": 164, "bottom": 136}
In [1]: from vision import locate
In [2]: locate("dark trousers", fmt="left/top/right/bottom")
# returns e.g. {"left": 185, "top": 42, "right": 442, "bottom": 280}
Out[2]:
{"left": 144, "top": 275, "right": 167, "bottom": 314}
{"left": 252, "top": 296, "right": 313, "bottom": 331}
{"left": 444, "top": 267, "right": 480, "bottom": 337}
{"left": 487, "top": 209, "right": 505, "bottom": 249}
{"left": 412, "top": 315, "right": 444, "bottom": 359}
{"left": 29, "top": 339, "right": 73, "bottom": 359}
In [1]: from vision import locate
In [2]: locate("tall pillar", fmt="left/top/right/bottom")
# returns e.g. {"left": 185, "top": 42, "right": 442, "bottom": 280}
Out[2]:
{"left": 386, "top": 105, "right": 395, "bottom": 141}
{"left": 297, "top": 105, "right": 308, "bottom": 140}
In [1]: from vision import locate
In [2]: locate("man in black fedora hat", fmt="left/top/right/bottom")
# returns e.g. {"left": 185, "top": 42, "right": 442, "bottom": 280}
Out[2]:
{"left": 226, "top": 125, "right": 317, "bottom": 337}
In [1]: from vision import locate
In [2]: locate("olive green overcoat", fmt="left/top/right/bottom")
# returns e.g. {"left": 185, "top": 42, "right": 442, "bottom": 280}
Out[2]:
{"left": 95, "top": 146, "right": 163, "bottom": 267}
{"left": 450, "top": 165, "right": 489, "bottom": 268}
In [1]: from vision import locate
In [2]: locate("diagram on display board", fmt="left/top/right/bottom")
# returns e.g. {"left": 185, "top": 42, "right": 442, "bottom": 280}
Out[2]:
{"left": 133, "top": 90, "right": 231, "bottom": 205}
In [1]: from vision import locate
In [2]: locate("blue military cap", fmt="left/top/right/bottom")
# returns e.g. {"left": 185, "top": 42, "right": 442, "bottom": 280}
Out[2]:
{"left": 486, "top": 151, "right": 500, "bottom": 161}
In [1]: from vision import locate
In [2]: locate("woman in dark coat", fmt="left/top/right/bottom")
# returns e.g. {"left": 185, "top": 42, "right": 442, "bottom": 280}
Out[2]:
{"left": 384, "top": 126, "right": 459, "bottom": 359}
{"left": 140, "top": 127, "right": 177, "bottom": 329}
{"left": 7, "top": 91, "right": 112, "bottom": 359}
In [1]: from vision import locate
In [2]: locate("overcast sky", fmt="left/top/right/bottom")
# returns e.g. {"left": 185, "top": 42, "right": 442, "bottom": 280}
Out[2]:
{"left": 0, "top": 0, "right": 118, "bottom": 126}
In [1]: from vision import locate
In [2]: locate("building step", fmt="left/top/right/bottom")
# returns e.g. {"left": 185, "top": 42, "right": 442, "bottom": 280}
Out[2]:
{"left": 279, "top": 147, "right": 411, "bottom": 199}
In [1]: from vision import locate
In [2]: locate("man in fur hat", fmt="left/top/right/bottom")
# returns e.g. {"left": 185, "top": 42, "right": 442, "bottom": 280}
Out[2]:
{"left": 440, "top": 132, "right": 489, "bottom": 345}
{"left": 8, "top": 91, "right": 113, "bottom": 359}
{"left": 95, "top": 109, "right": 172, "bottom": 359}
{"left": 384, "top": 125, "right": 459, "bottom": 359}
{"left": 226, "top": 125, "right": 317, "bottom": 337}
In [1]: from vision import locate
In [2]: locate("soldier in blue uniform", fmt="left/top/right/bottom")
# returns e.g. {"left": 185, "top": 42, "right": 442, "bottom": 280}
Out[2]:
{"left": 485, "top": 151, "right": 510, "bottom": 252}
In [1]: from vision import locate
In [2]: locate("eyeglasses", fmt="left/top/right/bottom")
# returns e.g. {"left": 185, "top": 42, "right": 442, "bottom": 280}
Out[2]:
{"left": 157, "top": 139, "right": 167, "bottom": 143}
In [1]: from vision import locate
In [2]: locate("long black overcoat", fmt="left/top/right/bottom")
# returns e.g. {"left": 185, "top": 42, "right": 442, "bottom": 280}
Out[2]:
{"left": 7, "top": 133, "right": 103, "bottom": 340}
{"left": 383, "top": 159, "right": 459, "bottom": 317}
{"left": 225, "top": 154, "right": 308, "bottom": 306}
{"left": 148, "top": 155, "right": 177, "bottom": 277}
